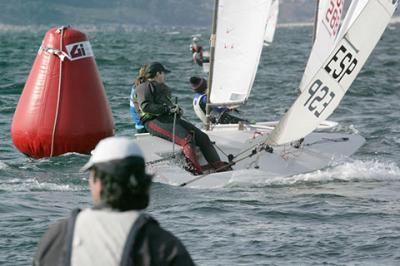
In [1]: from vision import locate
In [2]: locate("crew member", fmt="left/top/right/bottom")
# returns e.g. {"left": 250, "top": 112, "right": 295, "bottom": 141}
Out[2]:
{"left": 190, "top": 76, "right": 248, "bottom": 125}
{"left": 135, "top": 62, "right": 231, "bottom": 175}
{"left": 130, "top": 72, "right": 147, "bottom": 133}
{"left": 33, "top": 136, "right": 195, "bottom": 266}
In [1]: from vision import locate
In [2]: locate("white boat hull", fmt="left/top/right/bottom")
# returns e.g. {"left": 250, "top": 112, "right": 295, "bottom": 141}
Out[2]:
{"left": 135, "top": 122, "right": 365, "bottom": 188}
{"left": 202, "top": 62, "right": 210, "bottom": 73}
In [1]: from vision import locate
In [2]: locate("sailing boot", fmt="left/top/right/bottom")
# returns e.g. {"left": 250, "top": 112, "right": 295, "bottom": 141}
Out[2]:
{"left": 211, "top": 161, "right": 233, "bottom": 173}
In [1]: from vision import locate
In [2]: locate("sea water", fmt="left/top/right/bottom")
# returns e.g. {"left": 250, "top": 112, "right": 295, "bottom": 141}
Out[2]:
{"left": 1, "top": 23, "right": 400, "bottom": 265}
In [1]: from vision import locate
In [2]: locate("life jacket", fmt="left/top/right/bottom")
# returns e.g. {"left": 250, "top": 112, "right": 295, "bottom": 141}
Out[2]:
{"left": 63, "top": 208, "right": 154, "bottom": 266}
{"left": 193, "top": 93, "right": 207, "bottom": 124}
{"left": 130, "top": 86, "right": 145, "bottom": 129}
{"left": 137, "top": 81, "right": 174, "bottom": 123}
{"left": 193, "top": 93, "right": 231, "bottom": 124}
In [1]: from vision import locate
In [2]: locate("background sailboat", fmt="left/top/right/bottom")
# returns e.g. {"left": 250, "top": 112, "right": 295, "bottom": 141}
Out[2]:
{"left": 263, "top": 0, "right": 279, "bottom": 46}
{"left": 207, "top": 0, "right": 272, "bottom": 107}
{"left": 199, "top": 0, "right": 279, "bottom": 74}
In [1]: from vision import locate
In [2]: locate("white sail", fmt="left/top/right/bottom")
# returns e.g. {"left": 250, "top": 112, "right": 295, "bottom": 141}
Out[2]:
{"left": 336, "top": 0, "right": 369, "bottom": 40}
{"left": 264, "top": 0, "right": 279, "bottom": 46}
{"left": 299, "top": 0, "right": 346, "bottom": 92}
{"left": 268, "top": 0, "right": 398, "bottom": 145}
{"left": 209, "top": 0, "right": 272, "bottom": 106}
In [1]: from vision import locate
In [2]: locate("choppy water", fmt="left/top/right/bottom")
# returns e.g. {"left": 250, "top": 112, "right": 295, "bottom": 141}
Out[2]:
{"left": 1, "top": 23, "right": 400, "bottom": 265}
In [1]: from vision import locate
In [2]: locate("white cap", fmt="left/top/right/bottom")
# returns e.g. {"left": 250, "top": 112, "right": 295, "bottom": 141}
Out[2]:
{"left": 81, "top": 136, "right": 145, "bottom": 172}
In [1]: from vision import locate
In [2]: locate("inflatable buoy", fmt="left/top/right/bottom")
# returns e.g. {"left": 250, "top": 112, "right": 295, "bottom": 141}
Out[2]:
{"left": 11, "top": 26, "right": 114, "bottom": 158}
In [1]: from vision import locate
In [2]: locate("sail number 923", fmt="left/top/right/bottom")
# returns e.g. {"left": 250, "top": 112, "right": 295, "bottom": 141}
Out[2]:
{"left": 304, "top": 79, "right": 335, "bottom": 118}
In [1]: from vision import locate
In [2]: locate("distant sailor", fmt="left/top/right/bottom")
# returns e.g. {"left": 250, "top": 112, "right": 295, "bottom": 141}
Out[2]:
{"left": 135, "top": 62, "right": 231, "bottom": 175}
{"left": 190, "top": 37, "right": 204, "bottom": 66}
{"left": 190, "top": 76, "right": 248, "bottom": 125}
{"left": 33, "top": 136, "right": 195, "bottom": 266}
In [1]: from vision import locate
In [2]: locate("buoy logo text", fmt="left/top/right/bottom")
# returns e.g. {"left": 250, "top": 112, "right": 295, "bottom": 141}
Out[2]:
{"left": 66, "top": 41, "right": 94, "bottom": 61}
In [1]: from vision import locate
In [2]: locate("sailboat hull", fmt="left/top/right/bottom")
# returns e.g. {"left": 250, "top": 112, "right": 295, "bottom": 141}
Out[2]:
{"left": 135, "top": 122, "right": 365, "bottom": 188}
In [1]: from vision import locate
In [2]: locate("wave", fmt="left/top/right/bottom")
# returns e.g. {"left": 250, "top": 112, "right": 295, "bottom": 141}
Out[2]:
{"left": 0, "top": 82, "right": 25, "bottom": 94}
{"left": 0, "top": 177, "right": 86, "bottom": 192}
{"left": 282, "top": 159, "right": 400, "bottom": 185}
{"left": 222, "top": 159, "right": 400, "bottom": 188}
{"left": 0, "top": 161, "right": 8, "bottom": 170}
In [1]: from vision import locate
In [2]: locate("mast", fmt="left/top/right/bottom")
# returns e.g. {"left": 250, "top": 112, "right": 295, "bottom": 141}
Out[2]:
{"left": 205, "top": 0, "right": 219, "bottom": 131}
{"left": 312, "top": 0, "right": 320, "bottom": 44}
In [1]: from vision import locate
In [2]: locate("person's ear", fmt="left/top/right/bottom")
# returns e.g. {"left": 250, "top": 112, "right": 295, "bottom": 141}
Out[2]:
{"left": 89, "top": 171, "right": 103, "bottom": 204}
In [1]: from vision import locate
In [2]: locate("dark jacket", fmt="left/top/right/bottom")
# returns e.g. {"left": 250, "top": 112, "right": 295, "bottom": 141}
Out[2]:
{"left": 135, "top": 80, "right": 174, "bottom": 122}
{"left": 33, "top": 211, "right": 195, "bottom": 266}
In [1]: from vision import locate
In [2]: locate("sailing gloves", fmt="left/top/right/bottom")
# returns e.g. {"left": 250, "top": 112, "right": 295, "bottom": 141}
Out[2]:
{"left": 169, "top": 105, "right": 184, "bottom": 116}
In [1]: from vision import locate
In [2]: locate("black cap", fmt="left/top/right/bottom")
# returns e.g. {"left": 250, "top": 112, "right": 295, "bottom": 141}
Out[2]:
{"left": 145, "top": 62, "right": 171, "bottom": 77}
{"left": 95, "top": 156, "right": 152, "bottom": 189}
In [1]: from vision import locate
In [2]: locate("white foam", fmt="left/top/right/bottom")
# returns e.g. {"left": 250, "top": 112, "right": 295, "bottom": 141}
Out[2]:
{"left": 212, "top": 159, "right": 400, "bottom": 188}
{"left": 165, "top": 31, "right": 180, "bottom": 35}
{"left": 280, "top": 159, "right": 400, "bottom": 185}
{"left": 0, "top": 161, "right": 8, "bottom": 170}
{"left": 0, "top": 178, "right": 86, "bottom": 192}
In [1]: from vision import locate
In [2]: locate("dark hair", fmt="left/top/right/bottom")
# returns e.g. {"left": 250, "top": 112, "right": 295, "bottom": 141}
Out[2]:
{"left": 189, "top": 76, "right": 207, "bottom": 93}
{"left": 134, "top": 64, "right": 148, "bottom": 86}
{"left": 92, "top": 157, "right": 152, "bottom": 211}
{"left": 145, "top": 62, "right": 170, "bottom": 79}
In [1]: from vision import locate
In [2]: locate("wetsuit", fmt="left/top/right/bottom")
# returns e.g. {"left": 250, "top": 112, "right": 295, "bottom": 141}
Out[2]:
{"left": 136, "top": 80, "right": 221, "bottom": 174}
{"left": 130, "top": 86, "right": 147, "bottom": 133}
{"left": 193, "top": 92, "right": 247, "bottom": 124}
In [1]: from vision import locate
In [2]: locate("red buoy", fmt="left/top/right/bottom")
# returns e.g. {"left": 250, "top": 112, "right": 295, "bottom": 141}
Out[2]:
{"left": 11, "top": 26, "right": 114, "bottom": 158}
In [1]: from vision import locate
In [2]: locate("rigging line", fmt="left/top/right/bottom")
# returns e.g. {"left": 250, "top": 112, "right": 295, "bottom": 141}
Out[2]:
{"left": 172, "top": 97, "right": 178, "bottom": 158}
{"left": 246, "top": 148, "right": 262, "bottom": 169}
{"left": 179, "top": 143, "right": 272, "bottom": 187}
{"left": 228, "top": 137, "right": 272, "bottom": 161}
{"left": 146, "top": 155, "right": 177, "bottom": 166}
{"left": 50, "top": 26, "right": 67, "bottom": 157}
{"left": 204, "top": 128, "right": 272, "bottom": 163}
{"left": 211, "top": 141, "right": 230, "bottom": 159}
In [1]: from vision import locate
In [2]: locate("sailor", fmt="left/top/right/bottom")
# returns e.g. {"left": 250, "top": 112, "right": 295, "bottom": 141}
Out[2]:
{"left": 135, "top": 62, "right": 231, "bottom": 175}
{"left": 190, "top": 76, "right": 248, "bottom": 125}
{"left": 33, "top": 136, "right": 195, "bottom": 266}
{"left": 190, "top": 37, "right": 204, "bottom": 66}
{"left": 130, "top": 68, "right": 147, "bottom": 133}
